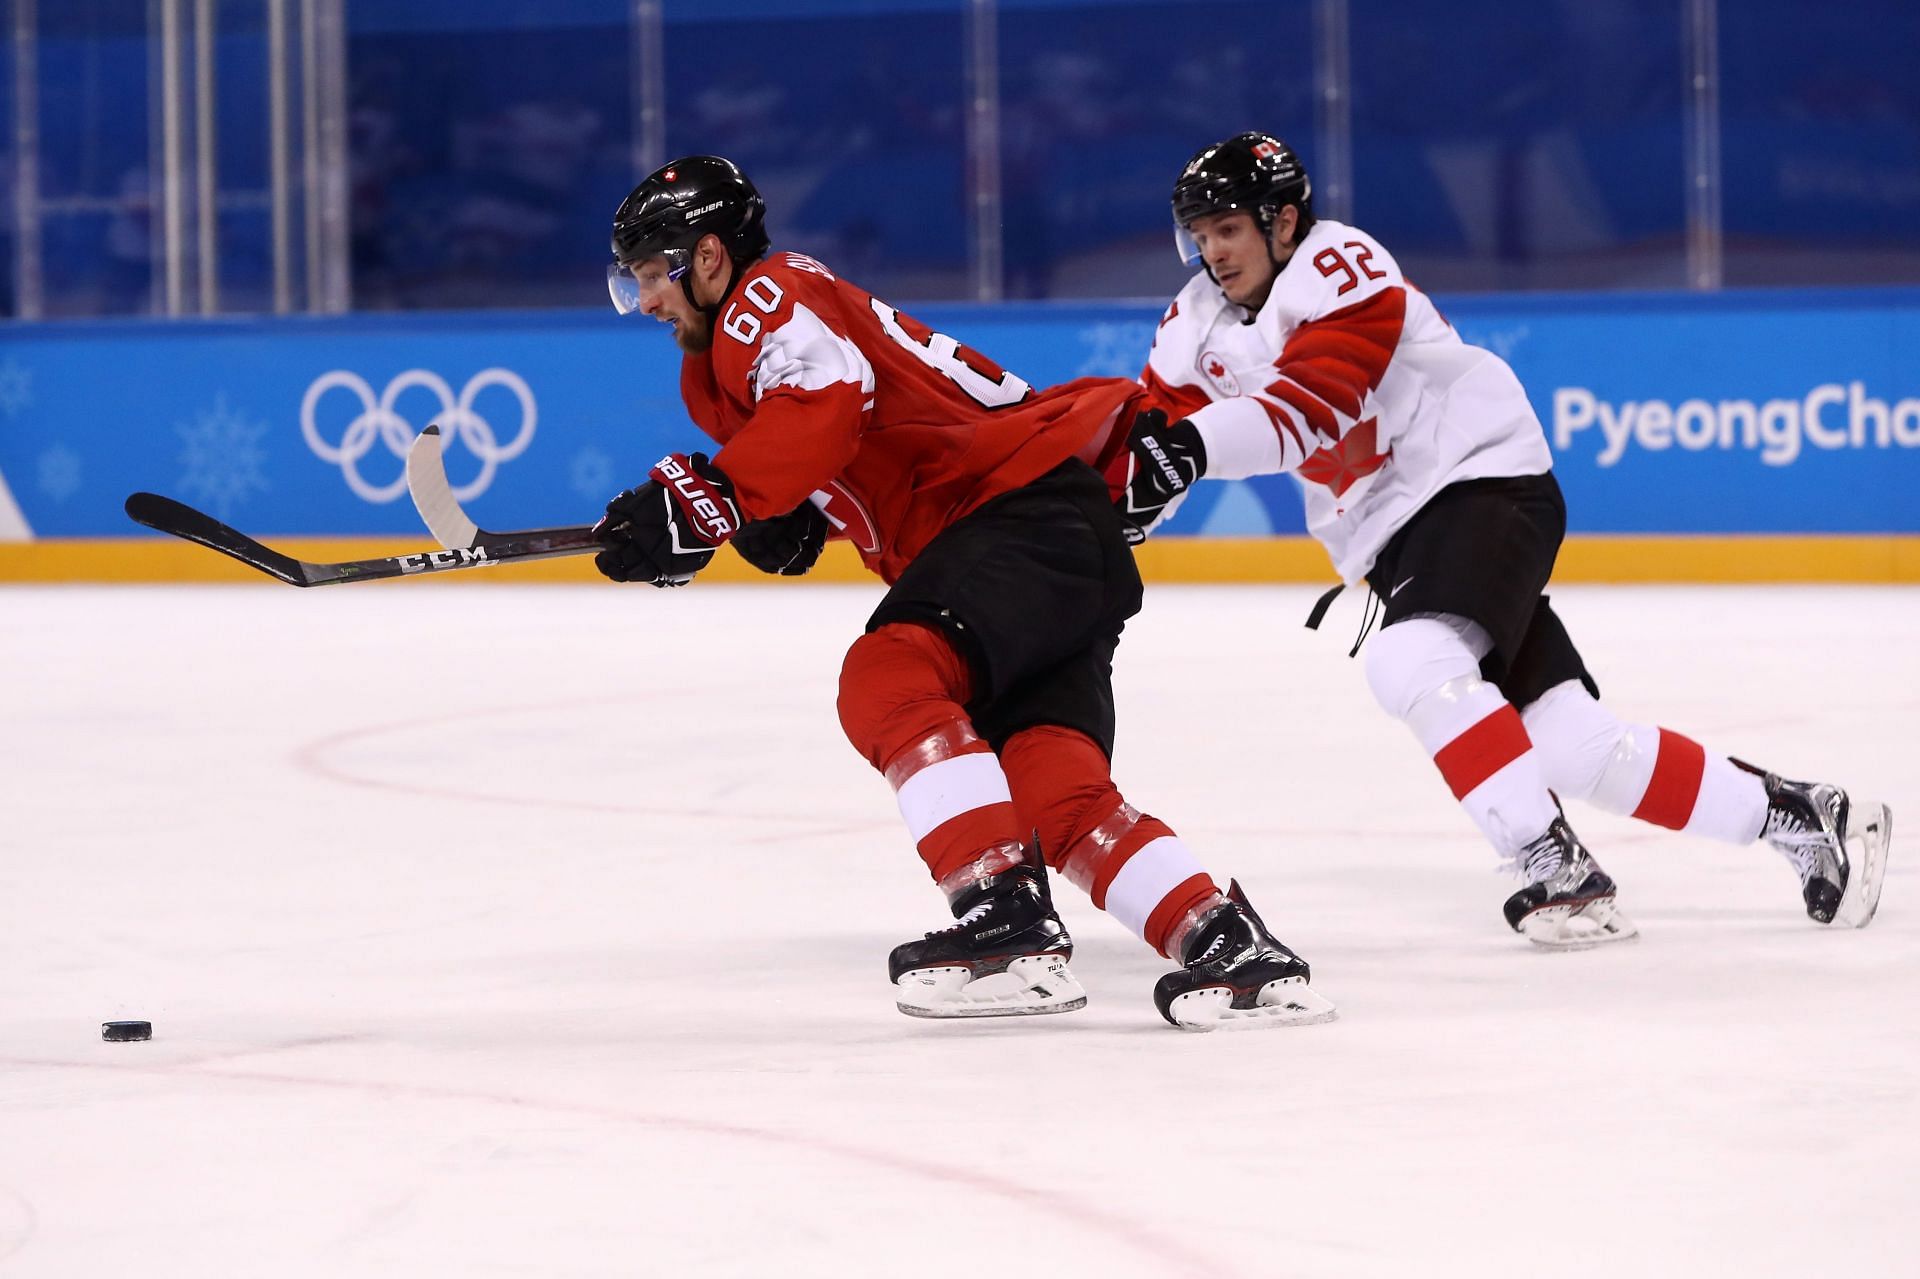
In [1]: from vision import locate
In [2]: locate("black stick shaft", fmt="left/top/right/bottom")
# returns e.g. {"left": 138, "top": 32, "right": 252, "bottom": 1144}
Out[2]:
{"left": 124, "top": 492, "right": 598, "bottom": 587}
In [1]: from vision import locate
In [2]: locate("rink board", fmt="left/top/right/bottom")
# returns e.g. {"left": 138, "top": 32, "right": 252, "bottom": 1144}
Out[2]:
{"left": 1, "top": 287, "right": 1915, "bottom": 581}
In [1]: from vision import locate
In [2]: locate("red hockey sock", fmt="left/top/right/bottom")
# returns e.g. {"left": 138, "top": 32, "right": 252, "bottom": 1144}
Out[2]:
{"left": 1631, "top": 728, "right": 1707, "bottom": 830}
{"left": 838, "top": 624, "right": 1023, "bottom": 892}
{"left": 1000, "top": 725, "right": 1221, "bottom": 957}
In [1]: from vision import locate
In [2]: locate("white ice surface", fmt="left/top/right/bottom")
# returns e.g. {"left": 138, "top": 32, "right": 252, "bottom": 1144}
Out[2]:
{"left": 2, "top": 582, "right": 1916, "bottom": 1278}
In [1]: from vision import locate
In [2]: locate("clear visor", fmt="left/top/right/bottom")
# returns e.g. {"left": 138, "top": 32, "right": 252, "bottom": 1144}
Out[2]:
{"left": 605, "top": 250, "right": 690, "bottom": 316}
{"left": 1173, "top": 223, "right": 1203, "bottom": 267}
{"left": 607, "top": 261, "right": 643, "bottom": 315}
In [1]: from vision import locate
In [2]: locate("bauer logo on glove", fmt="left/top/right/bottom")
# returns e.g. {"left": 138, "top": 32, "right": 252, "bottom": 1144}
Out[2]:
{"left": 1115, "top": 408, "right": 1208, "bottom": 544}
{"left": 653, "top": 453, "right": 741, "bottom": 542}
{"left": 593, "top": 451, "right": 742, "bottom": 587}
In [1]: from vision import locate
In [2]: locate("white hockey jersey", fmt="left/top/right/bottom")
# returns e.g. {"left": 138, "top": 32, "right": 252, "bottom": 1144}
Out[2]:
{"left": 1140, "top": 219, "right": 1552, "bottom": 583}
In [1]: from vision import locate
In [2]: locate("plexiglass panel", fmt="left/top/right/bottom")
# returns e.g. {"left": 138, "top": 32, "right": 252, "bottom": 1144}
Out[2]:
{"left": 1350, "top": 0, "right": 1688, "bottom": 292}
{"left": 663, "top": 1, "right": 970, "bottom": 302}
{"left": 346, "top": 1, "right": 636, "bottom": 309}
{"left": 995, "top": 0, "right": 1315, "bottom": 300}
{"left": 7, "top": 0, "right": 1920, "bottom": 318}
{"left": 1720, "top": 0, "right": 1920, "bottom": 286}
{"left": 33, "top": 0, "right": 155, "bottom": 316}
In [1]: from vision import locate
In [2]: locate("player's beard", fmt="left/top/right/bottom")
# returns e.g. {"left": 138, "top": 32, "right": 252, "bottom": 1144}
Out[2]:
{"left": 672, "top": 310, "right": 715, "bottom": 354}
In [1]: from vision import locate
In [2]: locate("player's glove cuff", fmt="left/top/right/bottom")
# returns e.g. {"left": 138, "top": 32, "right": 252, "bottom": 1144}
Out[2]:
{"left": 1117, "top": 409, "right": 1208, "bottom": 544}
{"left": 733, "top": 501, "right": 830, "bottom": 577}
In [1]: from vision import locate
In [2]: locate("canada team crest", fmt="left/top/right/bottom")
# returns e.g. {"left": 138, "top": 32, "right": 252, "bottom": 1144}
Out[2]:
{"left": 1198, "top": 352, "right": 1240, "bottom": 396}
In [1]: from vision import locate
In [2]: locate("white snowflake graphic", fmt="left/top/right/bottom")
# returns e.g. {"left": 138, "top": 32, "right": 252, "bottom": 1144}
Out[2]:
{"left": 37, "top": 444, "right": 82, "bottom": 503}
{"left": 570, "top": 447, "right": 616, "bottom": 503}
{"left": 1075, "top": 322, "right": 1158, "bottom": 378}
{"left": 0, "top": 357, "right": 32, "bottom": 418}
{"left": 1457, "top": 324, "right": 1532, "bottom": 361}
{"left": 176, "top": 394, "right": 271, "bottom": 519}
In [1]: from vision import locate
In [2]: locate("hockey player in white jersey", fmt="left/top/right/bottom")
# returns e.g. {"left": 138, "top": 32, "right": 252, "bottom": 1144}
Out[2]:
{"left": 1116, "top": 131, "right": 1891, "bottom": 946}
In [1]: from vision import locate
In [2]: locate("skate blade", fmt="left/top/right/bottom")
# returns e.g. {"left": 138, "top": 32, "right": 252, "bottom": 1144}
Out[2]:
{"left": 1835, "top": 802, "right": 1891, "bottom": 929}
{"left": 1518, "top": 897, "right": 1639, "bottom": 950}
{"left": 893, "top": 954, "right": 1088, "bottom": 1019}
{"left": 1164, "top": 975, "right": 1338, "bottom": 1033}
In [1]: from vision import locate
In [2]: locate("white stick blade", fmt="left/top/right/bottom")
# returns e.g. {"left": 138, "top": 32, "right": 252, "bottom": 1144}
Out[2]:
{"left": 406, "top": 425, "right": 482, "bottom": 549}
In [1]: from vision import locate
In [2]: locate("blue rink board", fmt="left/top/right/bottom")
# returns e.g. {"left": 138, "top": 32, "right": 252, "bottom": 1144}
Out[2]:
{"left": 1, "top": 288, "right": 1915, "bottom": 540}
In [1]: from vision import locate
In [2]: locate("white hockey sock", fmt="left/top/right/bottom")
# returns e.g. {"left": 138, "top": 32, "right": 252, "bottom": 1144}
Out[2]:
{"left": 1366, "top": 617, "right": 1560, "bottom": 856}
{"left": 1521, "top": 680, "right": 1767, "bottom": 844}
{"left": 1052, "top": 802, "right": 1218, "bottom": 956}
{"left": 885, "top": 723, "right": 1026, "bottom": 899}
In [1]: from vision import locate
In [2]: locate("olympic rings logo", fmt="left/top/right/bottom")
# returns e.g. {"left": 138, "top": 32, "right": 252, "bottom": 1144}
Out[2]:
{"left": 300, "top": 367, "right": 537, "bottom": 503}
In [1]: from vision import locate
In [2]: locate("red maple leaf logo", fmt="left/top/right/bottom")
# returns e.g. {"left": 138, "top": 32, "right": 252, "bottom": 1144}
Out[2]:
{"left": 1205, "top": 358, "right": 1227, "bottom": 380}
{"left": 1297, "top": 417, "right": 1390, "bottom": 497}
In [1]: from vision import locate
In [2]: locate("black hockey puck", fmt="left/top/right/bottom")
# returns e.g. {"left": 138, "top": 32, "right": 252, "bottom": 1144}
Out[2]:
{"left": 102, "top": 1021, "right": 152, "bottom": 1042}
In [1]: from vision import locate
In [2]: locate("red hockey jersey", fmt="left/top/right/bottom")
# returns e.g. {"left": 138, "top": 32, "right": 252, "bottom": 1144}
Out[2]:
{"left": 678, "top": 252, "right": 1137, "bottom": 584}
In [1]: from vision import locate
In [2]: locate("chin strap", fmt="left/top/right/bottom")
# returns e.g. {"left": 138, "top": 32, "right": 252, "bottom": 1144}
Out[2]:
{"left": 1261, "top": 213, "right": 1296, "bottom": 277}
{"left": 681, "top": 255, "right": 755, "bottom": 320}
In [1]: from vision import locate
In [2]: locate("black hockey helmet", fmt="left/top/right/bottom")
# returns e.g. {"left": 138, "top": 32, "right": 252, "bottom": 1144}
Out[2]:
{"left": 1170, "top": 132, "right": 1312, "bottom": 265}
{"left": 608, "top": 155, "right": 769, "bottom": 314}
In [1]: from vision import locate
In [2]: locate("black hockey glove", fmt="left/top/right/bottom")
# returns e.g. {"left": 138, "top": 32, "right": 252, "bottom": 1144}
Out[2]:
{"left": 732, "top": 501, "right": 829, "bottom": 577}
{"left": 1116, "top": 408, "right": 1207, "bottom": 544}
{"left": 593, "top": 451, "right": 742, "bottom": 587}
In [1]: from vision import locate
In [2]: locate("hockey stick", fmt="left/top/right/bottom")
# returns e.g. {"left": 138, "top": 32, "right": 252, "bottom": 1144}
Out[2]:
{"left": 407, "top": 423, "right": 595, "bottom": 550}
{"left": 123, "top": 491, "right": 601, "bottom": 587}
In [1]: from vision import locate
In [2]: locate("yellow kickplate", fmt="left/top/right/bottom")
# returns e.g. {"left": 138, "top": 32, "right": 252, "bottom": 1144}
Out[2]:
{"left": 2, "top": 535, "right": 1916, "bottom": 585}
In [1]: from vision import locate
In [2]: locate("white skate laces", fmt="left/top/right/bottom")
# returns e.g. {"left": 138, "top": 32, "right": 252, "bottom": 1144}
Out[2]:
{"left": 1500, "top": 821, "right": 1639, "bottom": 949}
{"left": 1752, "top": 775, "right": 1893, "bottom": 929}
{"left": 1761, "top": 786, "right": 1840, "bottom": 885}
{"left": 951, "top": 898, "right": 994, "bottom": 929}
{"left": 1510, "top": 825, "right": 1567, "bottom": 885}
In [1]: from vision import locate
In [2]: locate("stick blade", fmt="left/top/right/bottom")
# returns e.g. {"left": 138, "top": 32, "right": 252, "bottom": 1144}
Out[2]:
{"left": 407, "top": 424, "right": 483, "bottom": 549}
{"left": 123, "top": 492, "right": 313, "bottom": 586}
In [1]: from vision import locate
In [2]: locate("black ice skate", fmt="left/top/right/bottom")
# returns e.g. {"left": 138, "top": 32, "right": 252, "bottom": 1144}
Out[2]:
{"left": 1741, "top": 764, "right": 1892, "bottom": 928}
{"left": 888, "top": 860, "right": 1087, "bottom": 1019}
{"left": 1502, "top": 815, "right": 1638, "bottom": 948}
{"left": 1152, "top": 880, "right": 1337, "bottom": 1032}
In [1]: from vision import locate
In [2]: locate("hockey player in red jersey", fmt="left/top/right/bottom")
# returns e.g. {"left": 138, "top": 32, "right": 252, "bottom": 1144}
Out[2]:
{"left": 1115, "top": 132, "right": 1891, "bottom": 946}
{"left": 595, "top": 154, "right": 1335, "bottom": 1029}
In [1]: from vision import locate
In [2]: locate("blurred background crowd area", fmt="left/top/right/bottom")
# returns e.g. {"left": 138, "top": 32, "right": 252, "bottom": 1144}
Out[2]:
{"left": 4, "top": 0, "right": 1917, "bottom": 319}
